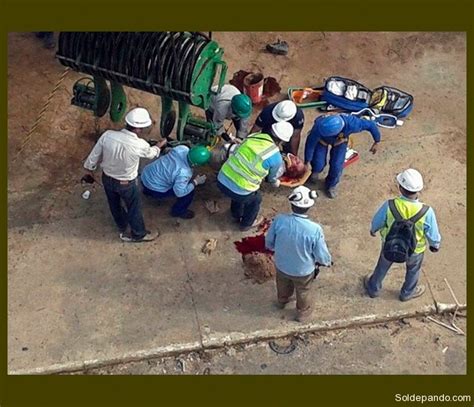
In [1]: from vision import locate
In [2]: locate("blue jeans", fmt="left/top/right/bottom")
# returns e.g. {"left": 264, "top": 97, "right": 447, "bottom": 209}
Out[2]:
{"left": 142, "top": 184, "right": 194, "bottom": 217}
{"left": 310, "top": 142, "right": 347, "bottom": 189}
{"left": 217, "top": 181, "right": 262, "bottom": 227}
{"left": 102, "top": 173, "right": 147, "bottom": 239}
{"left": 366, "top": 249, "right": 425, "bottom": 300}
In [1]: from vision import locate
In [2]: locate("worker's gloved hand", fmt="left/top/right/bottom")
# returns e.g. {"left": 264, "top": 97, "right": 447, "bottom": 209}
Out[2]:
{"left": 369, "top": 142, "right": 379, "bottom": 154}
{"left": 370, "top": 230, "right": 377, "bottom": 237}
{"left": 193, "top": 174, "right": 207, "bottom": 186}
{"left": 271, "top": 179, "right": 281, "bottom": 188}
{"left": 429, "top": 246, "right": 440, "bottom": 253}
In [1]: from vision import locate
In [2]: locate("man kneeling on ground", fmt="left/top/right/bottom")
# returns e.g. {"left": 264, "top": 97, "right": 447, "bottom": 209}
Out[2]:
{"left": 140, "top": 145, "right": 211, "bottom": 219}
{"left": 265, "top": 186, "right": 332, "bottom": 322}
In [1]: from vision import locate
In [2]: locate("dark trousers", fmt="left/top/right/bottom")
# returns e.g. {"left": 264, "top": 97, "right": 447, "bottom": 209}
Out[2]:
{"left": 142, "top": 184, "right": 194, "bottom": 217}
{"left": 217, "top": 180, "right": 261, "bottom": 227}
{"left": 276, "top": 269, "right": 315, "bottom": 311}
{"left": 35, "top": 32, "right": 54, "bottom": 47}
{"left": 310, "top": 142, "right": 347, "bottom": 189}
{"left": 102, "top": 173, "right": 147, "bottom": 239}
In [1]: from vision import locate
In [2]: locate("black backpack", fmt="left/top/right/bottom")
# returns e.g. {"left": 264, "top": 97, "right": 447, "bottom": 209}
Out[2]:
{"left": 383, "top": 200, "right": 429, "bottom": 263}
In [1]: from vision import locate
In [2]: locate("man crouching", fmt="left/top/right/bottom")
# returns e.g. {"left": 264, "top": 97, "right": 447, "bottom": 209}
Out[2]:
{"left": 265, "top": 186, "right": 332, "bottom": 322}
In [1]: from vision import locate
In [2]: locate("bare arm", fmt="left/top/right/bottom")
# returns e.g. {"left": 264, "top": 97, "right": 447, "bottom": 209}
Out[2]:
{"left": 288, "top": 129, "right": 302, "bottom": 156}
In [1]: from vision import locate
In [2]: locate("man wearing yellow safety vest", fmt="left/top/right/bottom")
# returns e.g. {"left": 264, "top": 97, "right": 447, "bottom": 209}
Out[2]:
{"left": 364, "top": 169, "right": 441, "bottom": 301}
{"left": 217, "top": 122, "right": 294, "bottom": 232}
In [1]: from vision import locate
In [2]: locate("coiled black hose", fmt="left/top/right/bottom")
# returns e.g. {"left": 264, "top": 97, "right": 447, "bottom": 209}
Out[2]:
{"left": 57, "top": 32, "right": 212, "bottom": 104}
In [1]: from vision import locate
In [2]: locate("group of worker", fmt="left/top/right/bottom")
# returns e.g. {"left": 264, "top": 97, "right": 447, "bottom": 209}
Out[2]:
{"left": 84, "top": 83, "right": 441, "bottom": 322}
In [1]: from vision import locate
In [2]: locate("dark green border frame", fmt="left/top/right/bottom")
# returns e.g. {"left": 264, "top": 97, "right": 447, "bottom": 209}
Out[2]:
{"left": 1, "top": 0, "right": 472, "bottom": 406}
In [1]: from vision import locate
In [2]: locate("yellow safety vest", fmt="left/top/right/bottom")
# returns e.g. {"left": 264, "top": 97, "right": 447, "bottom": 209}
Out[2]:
{"left": 220, "top": 133, "right": 279, "bottom": 192}
{"left": 380, "top": 197, "right": 429, "bottom": 254}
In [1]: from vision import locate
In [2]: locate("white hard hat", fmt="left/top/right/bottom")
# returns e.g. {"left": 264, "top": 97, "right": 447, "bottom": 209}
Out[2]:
{"left": 288, "top": 186, "right": 318, "bottom": 208}
{"left": 396, "top": 168, "right": 424, "bottom": 192}
{"left": 271, "top": 121, "right": 294, "bottom": 142}
{"left": 272, "top": 100, "right": 297, "bottom": 122}
{"left": 125, "top": 107, "right": 153, "bottom": 128}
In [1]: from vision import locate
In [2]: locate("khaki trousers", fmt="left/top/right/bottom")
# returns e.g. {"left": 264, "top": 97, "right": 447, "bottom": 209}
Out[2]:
{"left": 276, "top": 268, "right": 314, "bottom": 311}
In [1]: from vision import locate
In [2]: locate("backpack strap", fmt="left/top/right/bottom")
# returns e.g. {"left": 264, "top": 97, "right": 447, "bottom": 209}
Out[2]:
{"left": 388, "top": 199, "right": 403, "bottom": 222}
{"left": 409, "top": 205, "right": 430, "bottom": 223}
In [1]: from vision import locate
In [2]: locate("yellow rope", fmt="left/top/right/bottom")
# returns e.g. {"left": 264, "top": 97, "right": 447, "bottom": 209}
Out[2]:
{"left": 11, "top": 67, "right": 70, "bottom": 163}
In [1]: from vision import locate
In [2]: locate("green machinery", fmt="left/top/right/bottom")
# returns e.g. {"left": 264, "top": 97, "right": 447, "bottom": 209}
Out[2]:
{"left": 56, "top": 32, "right": 228, "bottom": 145}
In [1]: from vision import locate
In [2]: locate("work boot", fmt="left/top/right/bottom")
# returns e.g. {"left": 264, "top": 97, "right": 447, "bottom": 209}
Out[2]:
{"left": 120, "top": 230, "right": 160, "bottom": 243}
{"left": 266, "top": 39, "right": 289, "bottom": 56}
{"left": 327, "top": 187, "right": 337, "bottom": 199}
{"left": 363, "top": 274, "right": 378, "bottom": 298}
{"left": 295, "top": 307, "right": 313, "bottom": 323}
{"left": 173, "top": 210, "right": 195, "bottom": 219}
{"left": 275, "top": 300, "right": 289, "bottom": 310}
{"left": 400, "top": 284, "right": 426, "bottom": 302}
{"left": 308, "top": 172, "right": 320, "bottom": 184}
{"left": 240, "top": 215, "right": 264, "bottom": 232}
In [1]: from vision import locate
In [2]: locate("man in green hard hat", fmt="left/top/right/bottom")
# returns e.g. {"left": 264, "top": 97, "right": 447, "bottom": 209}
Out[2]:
{"left": 140, "top": 145, "right": 211, "bottom": 219}
{"left": 206, "top": 84, "right": 252, "bottom": 139}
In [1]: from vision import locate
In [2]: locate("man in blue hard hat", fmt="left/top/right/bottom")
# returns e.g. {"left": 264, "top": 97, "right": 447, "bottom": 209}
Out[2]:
{"left": 304, "top": 114, "right": 381, "bottom": 198}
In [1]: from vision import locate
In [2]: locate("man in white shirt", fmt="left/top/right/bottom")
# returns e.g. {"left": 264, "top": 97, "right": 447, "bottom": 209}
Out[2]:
{"left": 84, "top": 107, "right": 166, "bottom": 242}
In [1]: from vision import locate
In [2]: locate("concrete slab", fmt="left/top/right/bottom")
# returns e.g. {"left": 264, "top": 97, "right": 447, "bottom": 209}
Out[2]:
{"left": 8, "top": 216, "right": 201, "bottom": 373}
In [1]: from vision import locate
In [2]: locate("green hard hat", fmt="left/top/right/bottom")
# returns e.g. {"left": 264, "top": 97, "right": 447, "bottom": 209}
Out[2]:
{"left": 231, "top": 94, "right": 252, "bottom": 118}
{"left": 188, "top": 145, "right": 211, "bottom": 166}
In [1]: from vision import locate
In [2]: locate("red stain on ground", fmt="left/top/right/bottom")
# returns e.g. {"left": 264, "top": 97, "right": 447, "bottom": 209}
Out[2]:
{"left": 234, "top": 218, "right": 273, "bottom": 257}
{"left": 230, "top": 70, "right": 281, "bottom": 109}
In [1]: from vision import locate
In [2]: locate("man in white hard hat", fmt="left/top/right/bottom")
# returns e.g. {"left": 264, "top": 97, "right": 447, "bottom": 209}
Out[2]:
{"left": 265, "top": 185, "right": 332, "bottom": 322}
{"left": 84, "top": 107, "right": 166, "bottom": 242}
{"left": 218, "top": 121, "right": 293, "bottom": 232}
{"left": 364, "top": 169, "right": 441, "bottom": 301}
{"left": 251, "top": 100, "right": 305, "bottom": 156}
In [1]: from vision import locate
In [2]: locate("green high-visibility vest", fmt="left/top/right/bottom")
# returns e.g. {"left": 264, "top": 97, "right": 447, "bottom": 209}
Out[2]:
{"left": 380, "top": 197, "right": 429, "bottom": 254}
{"left": 220, "top": 133, "right": 279, "bottom": 192}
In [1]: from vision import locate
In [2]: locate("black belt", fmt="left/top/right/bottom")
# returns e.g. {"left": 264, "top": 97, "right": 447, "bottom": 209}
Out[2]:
{"left": 103, "top": 173, "right": 136, "bottom": 185}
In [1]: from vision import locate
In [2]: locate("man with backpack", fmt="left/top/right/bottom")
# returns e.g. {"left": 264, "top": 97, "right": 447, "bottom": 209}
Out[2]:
{"left": 364, "top": 169, "right": 441, "bottom": 301}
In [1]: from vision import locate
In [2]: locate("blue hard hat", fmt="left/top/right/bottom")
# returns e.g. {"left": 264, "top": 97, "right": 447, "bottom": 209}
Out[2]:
{"left": 316, "top": 115, "right": 345, "bottom": 138}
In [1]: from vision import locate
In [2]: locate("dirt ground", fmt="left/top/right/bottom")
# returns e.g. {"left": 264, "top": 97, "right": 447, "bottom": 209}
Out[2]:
{"left": 7, "top": 32, "right": 466, "bottom": 374}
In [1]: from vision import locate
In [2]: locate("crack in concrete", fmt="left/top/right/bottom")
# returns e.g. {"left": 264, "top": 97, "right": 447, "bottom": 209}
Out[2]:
{"left": 178, "top": 235, "right": 205, "bottom": 349}
{"left": 9, "top": 302, "right": 466, "bottom": 375}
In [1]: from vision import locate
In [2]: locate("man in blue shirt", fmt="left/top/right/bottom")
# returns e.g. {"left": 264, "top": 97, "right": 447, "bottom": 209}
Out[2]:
{"left": 140, "top": 145, "right": 210, "bottom": 219}
{"left": 265, "top": 186, "right": 332, "bottom": 322}
{"left": 251, "top": 100, "right": 305, "bottom": 156}
{"left": 364, "top": 169, "right": 441, "bottom": 301}
{"left": 304, "top": 114, "right": 381, "bottom": 198}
